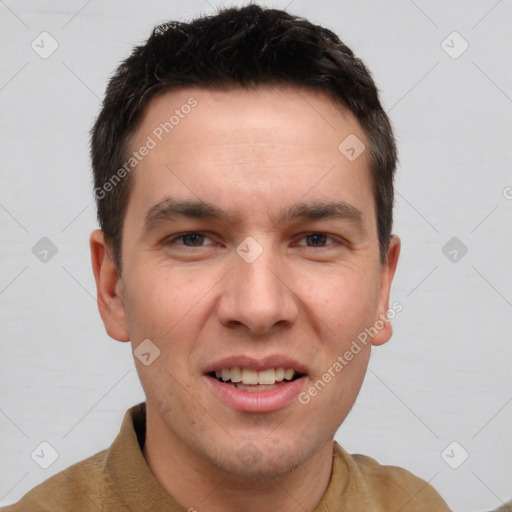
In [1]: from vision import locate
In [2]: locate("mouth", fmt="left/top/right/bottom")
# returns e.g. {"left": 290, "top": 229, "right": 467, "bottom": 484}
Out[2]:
{"left": 203, "top": 359, "right": 308, "bottom": 413}
{"left": 207, "top": 367, "right": 305, "bottom": 392}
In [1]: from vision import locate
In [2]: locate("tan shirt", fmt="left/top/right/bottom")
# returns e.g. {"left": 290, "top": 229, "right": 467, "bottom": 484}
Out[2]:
{"left": 1, "top": 402, "right": 450, "bottom": 511}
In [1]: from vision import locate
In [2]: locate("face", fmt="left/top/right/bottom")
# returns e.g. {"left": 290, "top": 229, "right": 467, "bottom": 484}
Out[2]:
{"left": 91, "top": 85, "right": 399, "bottom": 479}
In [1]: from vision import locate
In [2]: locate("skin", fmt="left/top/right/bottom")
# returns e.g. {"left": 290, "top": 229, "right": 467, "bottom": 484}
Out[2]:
{"left": 90, "top": 85, "right": 400, "bottom": 512}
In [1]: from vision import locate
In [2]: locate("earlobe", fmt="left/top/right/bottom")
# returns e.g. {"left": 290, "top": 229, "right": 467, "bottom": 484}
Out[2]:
{"left": 89, "top": 229, "right": 130, "bottom": 342}
{"left": 371, "top": 235, "right": 401, "bottom": 347}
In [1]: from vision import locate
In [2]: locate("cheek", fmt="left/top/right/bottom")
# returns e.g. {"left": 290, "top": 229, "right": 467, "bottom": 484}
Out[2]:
{"left": 125, "top": 266, "right": 203, "bottom": 335}
{"left": 300, "top": 264, "right": 381, "bottom": 337}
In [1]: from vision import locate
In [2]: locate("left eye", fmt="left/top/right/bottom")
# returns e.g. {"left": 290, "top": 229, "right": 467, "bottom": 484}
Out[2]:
{"left": 295, "top": 233, "right": 336, "bottom": 247}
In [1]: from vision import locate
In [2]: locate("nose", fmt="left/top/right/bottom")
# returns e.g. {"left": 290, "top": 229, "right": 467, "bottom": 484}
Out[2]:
{"left": 216, "top": 238, "right": 300, "bottom": 336}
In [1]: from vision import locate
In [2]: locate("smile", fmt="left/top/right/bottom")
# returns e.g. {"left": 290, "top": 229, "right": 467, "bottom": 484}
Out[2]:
{"left": 204, "top": 358, "right": 308, "bottom": 413}
{"left": 210, "top": 367, "right": 301, "bottom": 388}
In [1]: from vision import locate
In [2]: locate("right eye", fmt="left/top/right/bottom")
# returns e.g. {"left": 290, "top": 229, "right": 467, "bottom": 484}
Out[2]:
{"left": 164, "top": 232, "right": 216, "bottom": 248}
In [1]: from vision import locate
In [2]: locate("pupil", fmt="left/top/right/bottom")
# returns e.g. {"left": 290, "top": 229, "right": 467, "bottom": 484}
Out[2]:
{"left": 308, "top": 233, "right": 326, "bottom": 246}
{"left": 184, "top": 233, "right": 203, "bottom": 246}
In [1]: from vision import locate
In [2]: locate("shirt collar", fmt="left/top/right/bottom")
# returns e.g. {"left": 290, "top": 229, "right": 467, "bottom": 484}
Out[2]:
{"left": 103, "top": 402, "right": 186, "bottom": 511}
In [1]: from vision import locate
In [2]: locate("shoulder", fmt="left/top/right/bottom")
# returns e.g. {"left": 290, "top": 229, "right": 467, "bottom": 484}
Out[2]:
{"left": 0, "top": 449, "right": 108, "bottom": 512}
{"left": 334, "top": 443, "right": 451, "bottom": 511}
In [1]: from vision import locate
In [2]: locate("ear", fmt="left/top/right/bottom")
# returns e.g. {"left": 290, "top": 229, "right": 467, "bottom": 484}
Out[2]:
{"left": 89, "top": 229, "right": 130, "bottom": 342}
{"left": 371, "top": 235, "right": 401, "bottom": 347}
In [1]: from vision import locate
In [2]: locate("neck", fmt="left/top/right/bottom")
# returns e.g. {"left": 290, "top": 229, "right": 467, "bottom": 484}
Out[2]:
{"left": 142, "top": 408, "right": 334, "bottom": 512}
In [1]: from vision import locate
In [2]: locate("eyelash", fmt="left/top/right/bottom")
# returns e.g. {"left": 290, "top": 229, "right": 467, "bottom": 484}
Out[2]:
{"left": 164, "top": 231, "right": 343, "bottom": 249}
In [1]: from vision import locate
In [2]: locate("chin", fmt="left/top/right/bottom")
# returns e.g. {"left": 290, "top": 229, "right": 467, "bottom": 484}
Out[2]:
{"left": 207, "top": 438, "right": 314, "bottom": 481}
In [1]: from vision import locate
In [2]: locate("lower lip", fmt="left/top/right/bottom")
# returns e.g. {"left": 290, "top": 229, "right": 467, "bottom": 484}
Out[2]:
{"left": 205, "top": 376, "right": 306, "bottom": 413}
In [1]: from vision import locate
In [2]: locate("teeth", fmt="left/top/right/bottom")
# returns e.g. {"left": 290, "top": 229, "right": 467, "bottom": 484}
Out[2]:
{"left": 230, "top": 367, "right": 242, "bottom": 383}
{"left": 284, "top": 368, "right": 294, "bottom": 380}
{"left": 212, "top": 367, "right": 299, "bottom": 385}
{"left": 242, "top": 369, "right": 258, "bottom": 385}
{"left": 258, "top": 369, "right": 275, "bottom": 385}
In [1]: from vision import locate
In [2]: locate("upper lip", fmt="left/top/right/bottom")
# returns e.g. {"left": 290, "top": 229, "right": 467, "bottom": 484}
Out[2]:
{"left": 203, "top": 355, "right": 308, "bottom": 375}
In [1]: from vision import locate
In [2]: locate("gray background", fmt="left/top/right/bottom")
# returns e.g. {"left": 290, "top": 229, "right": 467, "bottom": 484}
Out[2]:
{"left": 1, "top": 1, "right": 511, "bottom": 510}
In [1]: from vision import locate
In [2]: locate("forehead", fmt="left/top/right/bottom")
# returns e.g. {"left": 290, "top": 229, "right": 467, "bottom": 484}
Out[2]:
{"left": 125, "top": 85, "right": 374, "bottom": 230}
{"left": 134, "top": 84, "right": 363, "bottom": 149}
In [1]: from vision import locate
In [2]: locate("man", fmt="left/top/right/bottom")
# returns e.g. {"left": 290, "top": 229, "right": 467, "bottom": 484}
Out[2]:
{"left": 1, "top": 4, "right": 451, "bottom": 511}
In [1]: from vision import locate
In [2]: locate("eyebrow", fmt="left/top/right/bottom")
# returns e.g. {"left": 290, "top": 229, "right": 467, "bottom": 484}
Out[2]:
{"left": 143, "top": 197, "right": 364, "bottom": 232}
